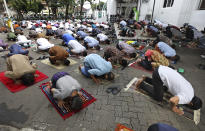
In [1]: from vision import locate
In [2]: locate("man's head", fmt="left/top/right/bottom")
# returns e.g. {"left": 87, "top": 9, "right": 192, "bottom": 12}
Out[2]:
{"left": 129, "top": 53, "right": 136, "bottom": 58}
{"left": 70, "top": 95, "right": 83, "bottom": 111}
{"left": 81, "top": 51, "right": 87, "bottom": 57}
{"left": 95, "top": 45, "right": 101, "bottom": 50}
{"left": 189, "top": 96, "right": 203, "bottom": 110}
{"left": 49, "top": 57, "right": 56, "bottom": 65}
{"left": 105, "top": 39, "right": 110, "bottom": 44}
{"left": 120, "top": 59, "right": 128, "bottom": 68}
{"left": 104, "top": 72, "right": 115, "bottom": 81}
{"left": 64, "top": 59, "right": 70, "bottom": 66}
{"left": 116, "top": 43, "right": 122, "bottom": 51}
{"left": 104, "top": 52, "right": 111, "bottom": 61}
{"left": 21, "top": 73, "right": 35, "bottom": 86}
{"left": 145, "top": 49, "right": 153, "bottom": 59}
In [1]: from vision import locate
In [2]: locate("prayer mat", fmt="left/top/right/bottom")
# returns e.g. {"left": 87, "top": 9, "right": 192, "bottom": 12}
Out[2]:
{"left": 115, "top": 124, "right": 134, "bottom": 131}
{"left": 74, "top": 69, "right": 120, "bottom": 85}
{"left": 0, "top": 70, "right": 48, "bottom": 93}
{"left": 125, "top": 77, "right": 201, "bottom": 125}
{"left": 41, "top": 58, "right": 77, "bottom": 70}
{"left": 40, "top": 82, "right": 96, "bottom": 120}
{"left": 128, "top": 62, "right": 153, "bottom": 74}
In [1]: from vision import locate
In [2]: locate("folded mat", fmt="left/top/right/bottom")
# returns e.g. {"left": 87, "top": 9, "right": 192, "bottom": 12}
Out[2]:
{"left": 125, "top": 77, "right": 200, "bottom": 125}
{"left": 40, "top": 82, "right": 96, "bottom": 120}
{"left": 41, "top": 58, "right": 77, "bottom": 70}
{"left": 0, "top": 70, "right": 48, "bottom": 93}
{"left": 115, "top": 124, "right": 134, "bottom": 131}
{"left": 128, "top": 62, "right": 153, "bottom": 74}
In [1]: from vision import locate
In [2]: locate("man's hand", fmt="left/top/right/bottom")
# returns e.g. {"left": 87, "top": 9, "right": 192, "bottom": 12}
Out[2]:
{"left": 58, "top": 100, "right": 65, "bottom": 108}
{"left": 91, "top": 75, "right": 100, "bottom": 84}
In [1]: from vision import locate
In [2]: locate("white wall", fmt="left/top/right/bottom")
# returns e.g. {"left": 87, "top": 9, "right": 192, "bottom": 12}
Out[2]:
{"left": 139, "top": 0, "right": 205, "bottom": 30}
{"left": 93, "top": 10, "right": 107, "bottom": 23}
{"left": 139, "top": 0, "right": 154, "bottom": 20}
{"left": 107, "top": 0, "right": 117, "bottom": 16}
{"left": 189, "top": 10, "right": 205, "bottom": 30}
{"left": 189, "top": 0, "right": 205, "bottom": 30}
{"left": 153, "top": 0, "right": 184, "bottom": 26}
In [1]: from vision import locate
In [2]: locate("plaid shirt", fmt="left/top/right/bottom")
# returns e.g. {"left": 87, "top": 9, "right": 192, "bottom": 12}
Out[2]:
{"left": 51, "top": 72, "right": 69, "bottom": 88}
{"left": 104, "top": 46, "right": 123, "bottom": 64}
{"left": 151, "top": 50, "right": 169, "bottom": 68}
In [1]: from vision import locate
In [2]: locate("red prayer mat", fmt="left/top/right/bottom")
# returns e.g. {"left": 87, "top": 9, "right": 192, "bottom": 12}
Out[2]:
{"left": 40, "top": 82, "right": 96, "bottom": 120}
{"left": 0, "top": 70, "right": 48, "bottom": 93}
{"left": 115, "top": 124, "right": 134, "bottom": 131}
{"left": 129, "top": 61, "right": 153, "bottom": 74}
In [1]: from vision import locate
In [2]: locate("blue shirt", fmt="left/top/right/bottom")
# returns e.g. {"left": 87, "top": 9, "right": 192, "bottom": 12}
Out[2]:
{"left": 77, "top": 31, "right": 88, "bottom": 39}
{"left": 8, "top": 44, "right": 29, "bottom": 56}
{"left": 157, "top": 42, "right": 176, "bottom": 57}
{"left": 150, "top": 123, "right": 178, "bottom": 131}
{"left": 62, "top": 33, "right": 75, "bottom": 45}
{"left": 84, "top": 54, "right": 112, "bottom": 76}
{"left": 149, "top": 25, "right": 159, "bottom": 33}
{"left": 84, "top": 36, "right": 99, "bottom": 47}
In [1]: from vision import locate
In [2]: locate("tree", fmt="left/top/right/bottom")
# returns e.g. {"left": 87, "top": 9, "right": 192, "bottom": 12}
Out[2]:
{"left": 10, "top": 0, "right": 29, "bottom": 20}
{"left": 60, "top": 0, "right": 76, "bottom": 20}
{"left": 30, "top": 1, "right": 44, "bottom": 16}
{"left": 79, "top": 0, "right": 92, "bottom": 20}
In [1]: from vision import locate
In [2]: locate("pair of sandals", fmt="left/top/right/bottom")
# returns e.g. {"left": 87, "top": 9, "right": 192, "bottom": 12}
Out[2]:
{"left": 36, "top": 56, "right": 49, "bottom": 60}
{"left": 106, "top": 86, "right": 121, "bottom": 95}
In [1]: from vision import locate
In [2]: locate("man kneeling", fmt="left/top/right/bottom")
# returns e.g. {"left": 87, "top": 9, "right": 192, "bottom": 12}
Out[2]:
{"left": 79, "top": 54, "right": 114, "bottom": 84}
{"left": 5, "top": 54, "right": 37, "bottom": 85}
{"left": 48, "top": 46, "right": 70, "bottom": 66}
{"left": 136, "top": 65, "right": 202, "bottom": 115}
{"left": 50, "top": 72, "right": 83, "bottom": 110}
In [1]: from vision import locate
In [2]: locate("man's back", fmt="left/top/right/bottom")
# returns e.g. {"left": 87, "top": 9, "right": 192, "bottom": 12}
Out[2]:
{"left": 54, "top": 75, "right": 81, "bottom": 100}
{"left": 158, "top": 66, "right": 194, "bottom": 104}
{"left": 84, "top": 54, "right": 112, "bottom": 76}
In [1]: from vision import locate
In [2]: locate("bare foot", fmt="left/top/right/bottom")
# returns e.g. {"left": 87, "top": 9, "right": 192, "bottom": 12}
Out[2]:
{"left": 78, "top": 65, "right": 83, "bottom": 72}
{"left": 135, "top": 78, "right": 144, "bottom": 89}
{"left": 136, "top": 58, "right": 142, "bottom": 63}
{"left": 172, "top": 107, "right": 184, "bottom": 115}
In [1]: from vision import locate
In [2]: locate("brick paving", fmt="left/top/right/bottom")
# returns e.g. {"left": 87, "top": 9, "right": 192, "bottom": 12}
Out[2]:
{"left": 0, "top": 28, "right": 204, "bottom": 131}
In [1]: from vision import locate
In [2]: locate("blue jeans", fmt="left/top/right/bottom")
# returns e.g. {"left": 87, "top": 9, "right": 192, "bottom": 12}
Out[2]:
{"left": 81, "top": 66, "right": 91, "bottom": 77}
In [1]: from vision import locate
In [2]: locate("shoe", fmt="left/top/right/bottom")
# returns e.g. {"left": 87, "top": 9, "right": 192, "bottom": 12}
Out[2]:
{"left": 111, "top": 87, "right": 121, "bottom": 95}
{"left": 200, "top": 55, "right": 205, "bottom": 59}
{"left": 106, "top": 87, "right": 113, "bottom": 93}
{"left": 198, "top": 64, "right": 205, "bottom": 70}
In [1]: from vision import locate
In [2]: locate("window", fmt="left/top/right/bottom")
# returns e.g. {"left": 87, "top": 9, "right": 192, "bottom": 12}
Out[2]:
{"left": 163, "top": 0, "right": 174, "bottom": 8}
{"left": 199, "top": 0, "right": 205, "bottom": 10}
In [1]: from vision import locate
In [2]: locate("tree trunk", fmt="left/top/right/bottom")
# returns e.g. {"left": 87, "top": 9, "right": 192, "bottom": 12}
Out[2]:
{"left": 65, "top": 4, "right": 69, "bottom": 21}
{"left": 80, "top": 0, "right": 84, "bottom": 20}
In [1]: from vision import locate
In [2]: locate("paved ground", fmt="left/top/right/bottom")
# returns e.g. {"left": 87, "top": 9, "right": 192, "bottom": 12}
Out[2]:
{"left": 0, "top": 28, "right": 205, "bottom": 131}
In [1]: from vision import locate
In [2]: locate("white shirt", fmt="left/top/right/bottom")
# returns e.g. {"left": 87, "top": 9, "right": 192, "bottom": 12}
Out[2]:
{"left": 97, "top": 33, "right": 108, "bottom": 42}
{"left": 65, "top": 23, "right": 69, "bottom": 29}
{"left": 17, "top": 35, "right": 28, "bottom": 42}
{"left": 35, "top": 28, "right": 43, "bottom": 33}
{"left": 68, "top": 40, "right": 86, "bottom": 53}
{"left": 120, "top": 20, "right": 127, "bottom": 26}
{"left": 42, "top": 24, "right": 46, "bottom": 28}
{"left": 87, "top": 27, "right": 92, "bottom": 32}
{"left": 65, "top": 30, "right": 73, "bottom": 35}
{"left": 52, "top": 26, "right": 57, "bottom": 31}
{"left": 158, "top": 66, "right": 194, "bottom": 104}
{"left": 36, "top": 38, "right": 54, "bottom": 50}
{"left": 100, "top": 24, "right": 109, "bottom": 29}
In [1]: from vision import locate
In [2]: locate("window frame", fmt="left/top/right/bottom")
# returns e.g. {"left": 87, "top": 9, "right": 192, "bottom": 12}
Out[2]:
{"left": 163, "top": 0, "right": 174, "bottom": 8}
{"left": 199, "top": 0, "right": 205, "bottom": 10}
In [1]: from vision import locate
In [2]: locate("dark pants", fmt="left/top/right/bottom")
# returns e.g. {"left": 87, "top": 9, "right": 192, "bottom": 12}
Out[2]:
{"left": 138, "top": 57, "right": 152, "bottom": 70}
{"left": 139, "top": 68, "right": 165, "bottom": 102}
